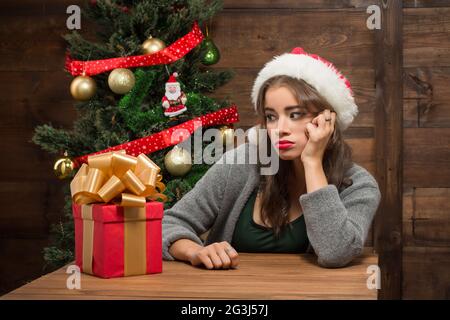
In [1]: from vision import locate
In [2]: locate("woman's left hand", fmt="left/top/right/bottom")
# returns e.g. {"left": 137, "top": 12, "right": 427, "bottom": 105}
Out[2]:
{"left": 301, "top": 109, "right": 336, "bottom": 165}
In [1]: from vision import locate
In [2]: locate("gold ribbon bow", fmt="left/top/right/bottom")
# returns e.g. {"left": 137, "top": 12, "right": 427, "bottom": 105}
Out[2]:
{"left": 70, "top": 150, "right": 167, "bottom": 206}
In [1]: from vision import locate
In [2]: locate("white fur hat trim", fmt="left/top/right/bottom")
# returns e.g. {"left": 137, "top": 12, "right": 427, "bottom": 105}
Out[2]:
{"left": 251, "top": 47, "right": 358, "bottom": 131}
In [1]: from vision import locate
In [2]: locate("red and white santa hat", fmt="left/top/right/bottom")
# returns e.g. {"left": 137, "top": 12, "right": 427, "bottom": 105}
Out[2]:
{"left": 166, "top": 72, "right": 180, "bottom": 87}
{"left": 251, "top": 47, "right": 358, "bottom": 131}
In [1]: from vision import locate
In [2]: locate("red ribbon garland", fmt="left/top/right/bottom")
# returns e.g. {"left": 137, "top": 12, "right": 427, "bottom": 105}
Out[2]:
{"left": 65, "top": 22, "right": 204, "bottom": 76}
{"left": 73, "top": 105, "right": 240, "bottom": 168}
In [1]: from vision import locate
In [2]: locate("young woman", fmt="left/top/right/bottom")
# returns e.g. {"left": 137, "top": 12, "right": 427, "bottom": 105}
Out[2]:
{"left": 162, "top": 47, "right": 381, "bottom": 269}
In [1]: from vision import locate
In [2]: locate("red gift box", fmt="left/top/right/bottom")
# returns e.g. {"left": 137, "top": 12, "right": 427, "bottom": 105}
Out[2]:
{"left": 70, "top": 150, "right": 167, "bottom": 278}
{"left": 72, "top": 201, "right": 163, "bottom": 278}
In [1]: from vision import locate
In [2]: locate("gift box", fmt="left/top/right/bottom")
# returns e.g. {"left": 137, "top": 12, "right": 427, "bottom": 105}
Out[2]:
{"left": 70, "top": 150, "right": 167, "bottom": 278}
{"left": 73, "top": 201, "right": 163, "bottom": 278}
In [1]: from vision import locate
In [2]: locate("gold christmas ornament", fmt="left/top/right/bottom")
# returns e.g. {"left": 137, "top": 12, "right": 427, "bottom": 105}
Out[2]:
{"left": 220, "top": 125, "right": 235, "bottom": 145}
{"left": 108, "top": 68, "right": 136, "bottom": 94}
{"left": 70, "top": 75, "right": 97, "bottom": 101}
{"left": 53, "top": 152, "right": 74, "bottom": 179}
{"left": 141, "top": 36, "right": 166, "bottom": 55}
{"left": 164, "top": 146, "right": 192, "bottom": 177}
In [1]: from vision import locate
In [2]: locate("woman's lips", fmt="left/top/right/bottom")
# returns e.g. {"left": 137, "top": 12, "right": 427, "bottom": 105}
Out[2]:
{"left": 276, "top": 141, "right": 294, "bottom": 150}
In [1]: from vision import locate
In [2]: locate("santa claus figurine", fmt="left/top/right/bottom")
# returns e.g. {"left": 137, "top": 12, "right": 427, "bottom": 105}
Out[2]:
{"left": 161, "top": 72, "right": 187, "bottom": 117}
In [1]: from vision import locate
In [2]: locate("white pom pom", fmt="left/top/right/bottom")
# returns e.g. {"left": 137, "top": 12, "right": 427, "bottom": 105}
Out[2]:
{"left": 173, "top": 72, "right": 178, "bottom": 77}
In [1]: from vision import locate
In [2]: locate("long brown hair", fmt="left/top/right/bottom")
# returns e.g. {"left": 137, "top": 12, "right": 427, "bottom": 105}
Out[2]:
{"left": 254, "top": 75, "right": 354, "bottom": 237}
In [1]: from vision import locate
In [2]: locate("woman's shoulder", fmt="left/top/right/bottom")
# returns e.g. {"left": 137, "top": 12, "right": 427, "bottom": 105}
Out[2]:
{"left": 341, "top": 162, "right": 381, "bottom": 197}
{"left": 345, "top": 163, "right": 376, "bottom": 182}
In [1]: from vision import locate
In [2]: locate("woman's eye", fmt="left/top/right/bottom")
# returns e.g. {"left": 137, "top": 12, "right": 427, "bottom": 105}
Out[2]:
{"left": 291, "top": 112, "right": 306, "bottom": 119}
{"left": 265, "top": 114, "right": 276, "bottom": 121}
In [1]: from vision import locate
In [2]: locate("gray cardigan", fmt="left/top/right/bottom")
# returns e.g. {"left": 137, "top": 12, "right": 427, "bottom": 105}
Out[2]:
{"left": 162, "top": 142, "right": 381, "bottom": 268}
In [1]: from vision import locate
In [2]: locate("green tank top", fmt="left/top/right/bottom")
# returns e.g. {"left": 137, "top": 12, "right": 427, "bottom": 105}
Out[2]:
{"left": 231, "top": 189, "right": 309, "bottom": 253}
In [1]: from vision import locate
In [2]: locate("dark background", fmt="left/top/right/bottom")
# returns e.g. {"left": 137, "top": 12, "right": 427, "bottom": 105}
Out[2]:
{"left": 0, "top": 0, "right": 449, "bottom": 299}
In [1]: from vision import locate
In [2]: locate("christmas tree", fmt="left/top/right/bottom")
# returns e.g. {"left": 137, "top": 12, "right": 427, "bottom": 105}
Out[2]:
{"left": 32, "top": 0, "right": 236, "bottom": 270}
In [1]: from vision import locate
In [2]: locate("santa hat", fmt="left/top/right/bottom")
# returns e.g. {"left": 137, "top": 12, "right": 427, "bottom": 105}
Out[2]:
{"left": 251, "top": 47, "right": 358, "bottom": 131}
{"left": 166, "top": 72, "right": 180, "bottom": 86}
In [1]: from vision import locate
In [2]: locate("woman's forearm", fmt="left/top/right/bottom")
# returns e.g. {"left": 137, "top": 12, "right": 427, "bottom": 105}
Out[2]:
{"left": 168, "top": 238, "right": 203, "bottom": 262}
{"left": 303, "top": 160, "right": 329, "bottom": 193}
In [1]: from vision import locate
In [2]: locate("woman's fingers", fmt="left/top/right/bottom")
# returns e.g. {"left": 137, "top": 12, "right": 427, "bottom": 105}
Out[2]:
{"left": 208, "top": 249, "right": 223, "bottom": 269}
{"left": 217, "top": 242, "right": 240, "bottom": 269}
{"left": 210, "top": 242, "right": 229, "bottom": 269}
{"left": 221, "top": 242, "right": 239, "bottom": 268}
{"left": 217, "top": 248, "right": 232, "bottom": 269}
{"left": 228, "top": 249, "right": 240, "bottom": 268}
{"left": 197, "top": 251, "right": 214, "bottom": 269}
{"left": 330, "top": 112, "right": 336, "bottom": 132}
{"left": 318, "top": 109, "right": 332, "bottom": 129}
{"left": 311, "top": 110, "right": 328, "bottom": 129}
{"left": 312, "top": 109, "right": 336, "bottom": 132}
{"left": 191, "top": 242, "right": 240, "bottom": 270}
{"left": 324, "top": 109, "right": 332, "bottom": 128}
{"left": 318, "top": 114, "right": 326, "bottom": 128}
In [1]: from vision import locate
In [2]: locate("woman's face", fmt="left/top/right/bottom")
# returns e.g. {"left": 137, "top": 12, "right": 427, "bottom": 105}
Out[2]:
{"left": 264, "top": 86, "right": 318, "bottom": 160}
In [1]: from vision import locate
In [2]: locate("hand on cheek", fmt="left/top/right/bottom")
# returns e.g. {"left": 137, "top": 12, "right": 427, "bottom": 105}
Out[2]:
{"left": 301, "top": 109, "right": 336, "bottom": 164}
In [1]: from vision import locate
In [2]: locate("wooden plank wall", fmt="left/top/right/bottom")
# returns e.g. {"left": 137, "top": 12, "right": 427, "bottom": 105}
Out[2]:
{"left": 0, "top": 0, "right": 79, "bottom": 295}
{"left": 373, "top": 0, "right": 403, "bottom": 299}
{"left": 402, "top": 0, "right": 450, "bottom": 299}
{"left": 0, "top": 0, "right": 448, "bottom": 299}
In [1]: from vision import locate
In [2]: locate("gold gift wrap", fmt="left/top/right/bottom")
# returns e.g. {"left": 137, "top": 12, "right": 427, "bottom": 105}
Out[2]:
{"left": 70, "top": 150, "right": 167, "bottom": 206}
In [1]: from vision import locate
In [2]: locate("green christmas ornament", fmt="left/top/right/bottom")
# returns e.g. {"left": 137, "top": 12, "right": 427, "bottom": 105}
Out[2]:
{"left": 201, "top": 37, "right": 220, "bottom": 66}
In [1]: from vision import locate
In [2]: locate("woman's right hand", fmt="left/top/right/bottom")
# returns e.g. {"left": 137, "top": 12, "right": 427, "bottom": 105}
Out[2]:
{"left": 187, "top": 241, "right": 239, "bottom": 270}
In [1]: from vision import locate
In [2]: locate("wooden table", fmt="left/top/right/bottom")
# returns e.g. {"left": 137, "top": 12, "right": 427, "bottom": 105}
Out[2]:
{"left": 1, "top": 251, "right": 378, "bottom": 300}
